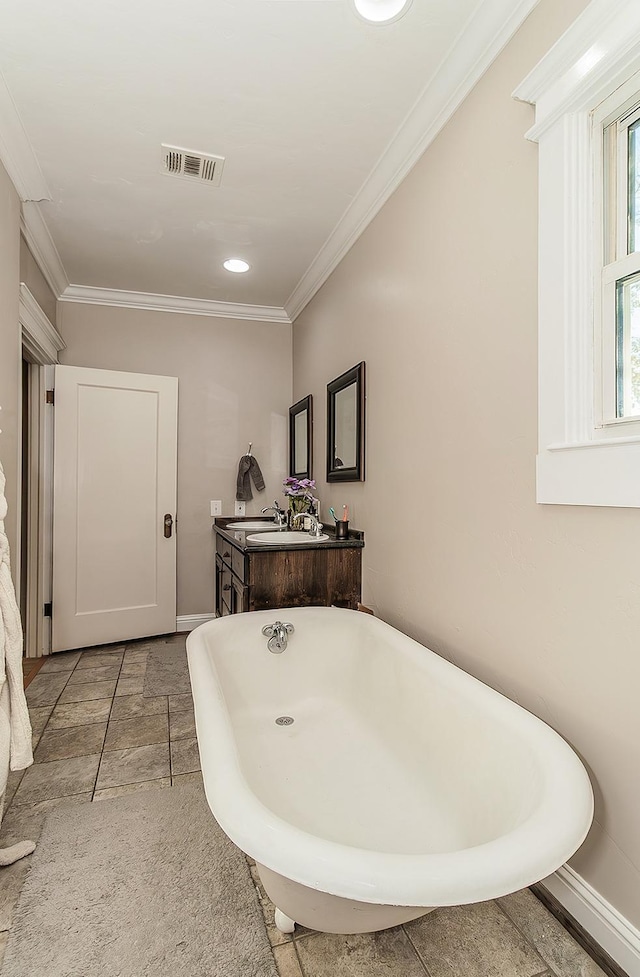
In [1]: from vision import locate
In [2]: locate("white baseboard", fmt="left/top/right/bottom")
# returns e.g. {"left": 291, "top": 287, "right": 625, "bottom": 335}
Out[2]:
{"left": 176, "top": 613, "right": 216, "bottom": 632}
{"left": 541, "top": 866, "right": 640, "bottom": 977}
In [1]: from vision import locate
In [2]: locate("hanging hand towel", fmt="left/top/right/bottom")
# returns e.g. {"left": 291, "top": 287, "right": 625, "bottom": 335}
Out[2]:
{"left": 235, "top": 454, "right": 265, "bottom": 502}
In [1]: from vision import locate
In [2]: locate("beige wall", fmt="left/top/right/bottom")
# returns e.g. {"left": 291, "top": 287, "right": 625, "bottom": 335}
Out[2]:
{"left": 293, "top": 0, "right": 640, "bottom": 929}
{"left": 19, "top": 234, "right": 57, "bottom": 327}
{"left": 0, "top": 160, "right": 21, "bottom": 562}
{"left": 58, "top": 302, "right": 292, "bottom": 617}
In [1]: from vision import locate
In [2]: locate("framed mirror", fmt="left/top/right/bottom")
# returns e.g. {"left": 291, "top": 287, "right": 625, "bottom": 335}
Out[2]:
{"left": 326, "top": 361, "right": 365, "bottom": 482}
{"left": 289, "top": 395, "right": 313, "bottom": 479}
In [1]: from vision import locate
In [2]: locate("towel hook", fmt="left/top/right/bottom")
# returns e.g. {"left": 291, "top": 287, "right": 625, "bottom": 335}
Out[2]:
{"left": 247, "top": 442, "right": 252, "bottom": 456}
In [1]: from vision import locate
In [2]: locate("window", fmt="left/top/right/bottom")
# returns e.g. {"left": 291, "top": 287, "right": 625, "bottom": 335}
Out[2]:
{"left": 600, "top": 93, "right": 640, "bottom": 424}
{"left": 514, "top": 0, "right": 640, "bottom": 507}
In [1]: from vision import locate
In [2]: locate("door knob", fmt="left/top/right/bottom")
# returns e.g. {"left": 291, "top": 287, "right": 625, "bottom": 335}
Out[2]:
{"left": 164, "top": 513, "right": 174, "bottom": 538}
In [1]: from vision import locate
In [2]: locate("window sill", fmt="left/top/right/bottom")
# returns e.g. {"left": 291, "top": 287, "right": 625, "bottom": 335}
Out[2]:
{"left": 538, "top": 440, "right": 640, "bottom": 507}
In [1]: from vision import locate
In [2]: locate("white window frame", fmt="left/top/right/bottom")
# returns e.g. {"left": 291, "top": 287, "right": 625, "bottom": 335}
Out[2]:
{"left": 598, "top": 83, "right": 640, "bottom": 428}
{"left": 514, "top": 0, "right": 640, "bottom": 507}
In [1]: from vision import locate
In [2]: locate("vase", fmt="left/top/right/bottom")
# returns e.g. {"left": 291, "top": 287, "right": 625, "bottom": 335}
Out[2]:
{"left": 288, "top": 496, "right": 312, "bottom": 527}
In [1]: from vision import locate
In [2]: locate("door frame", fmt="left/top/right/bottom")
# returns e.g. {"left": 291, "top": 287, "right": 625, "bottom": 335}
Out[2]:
{"left": 19, "top": 284, "right": 65, "bottom": 658}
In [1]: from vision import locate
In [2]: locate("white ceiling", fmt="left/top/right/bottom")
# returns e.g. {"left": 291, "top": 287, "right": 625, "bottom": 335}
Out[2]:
{"left": 0, "top": 0, "right": 538, "bottom": 318}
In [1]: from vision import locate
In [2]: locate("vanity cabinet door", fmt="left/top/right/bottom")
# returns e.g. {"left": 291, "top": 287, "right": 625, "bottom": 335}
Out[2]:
{"left": 215, "top": 554, "right": 224, "bottom": 617}
{"left": 215, "top": 547, "right": 247, "bottom": 616}
{"left": 231, "top": 576, "right": 249, "bottom": 614}
{"left": 220, "top": 566, "right": 234, "bottom": 615}
{"left": 216, "top": 534, "right": 234, "bottom": 565}
{"left": 231, "top": 547, "right": 246, "bottom": 582}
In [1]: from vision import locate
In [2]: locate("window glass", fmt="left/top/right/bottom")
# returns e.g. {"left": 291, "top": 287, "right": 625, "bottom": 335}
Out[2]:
{"left": 628, "top": 118, "right": 640, "bottom": 254}
{"left": 616, "top": 270, "right": 640, "bottom": 416}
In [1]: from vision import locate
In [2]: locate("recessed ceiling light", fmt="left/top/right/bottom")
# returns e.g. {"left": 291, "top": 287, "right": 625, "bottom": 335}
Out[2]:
{"left": 223, "top": 258, "right": 250, "bottom": 273}
{"left": 353, "top": 0, "right": 412, "bottom": 24}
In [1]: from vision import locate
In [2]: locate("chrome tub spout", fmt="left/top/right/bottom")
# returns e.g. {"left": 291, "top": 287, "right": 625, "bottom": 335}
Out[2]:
{"left": 262, "top": 621, "right": 294, "bottom": 653}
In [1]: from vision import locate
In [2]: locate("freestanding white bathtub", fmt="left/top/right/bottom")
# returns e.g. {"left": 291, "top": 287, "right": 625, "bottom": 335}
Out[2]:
{"left": 186, "top": 606, "right": 593, "bottom": 935}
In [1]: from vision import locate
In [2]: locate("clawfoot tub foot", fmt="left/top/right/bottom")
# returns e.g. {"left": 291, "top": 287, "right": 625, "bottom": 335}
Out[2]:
{"left": 274, "top": 908, "right": 296, "bottom": 934}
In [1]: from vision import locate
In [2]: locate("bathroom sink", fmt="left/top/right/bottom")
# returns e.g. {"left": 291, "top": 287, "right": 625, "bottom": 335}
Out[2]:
{"left": 225, "top": 521, "right": 277, "bottom": 530}
{"left": 246, "top": 531, "right": 330, "bottom": 544}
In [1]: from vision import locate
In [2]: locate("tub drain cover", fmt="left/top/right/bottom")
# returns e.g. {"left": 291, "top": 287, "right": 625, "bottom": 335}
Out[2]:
{"left": 275, "top": 716, "right": 294, "bottom": 726}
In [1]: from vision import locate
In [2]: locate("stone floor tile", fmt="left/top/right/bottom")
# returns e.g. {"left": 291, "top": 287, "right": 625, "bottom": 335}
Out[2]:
{"left": 0, "top": 793, "right": 92, "bottom": 846}
{"left": 297, "top": 928, "right": 427, "bottom": 977}
{"left": 93, "top": 777, "right": 171, "bottom": 800}
{"left": 172, "top": 771, "right": 203, "bottom": 787}
{"left": 162, "top": 632, "right": 187, "bottom": 645}
{"left": 168, "top": 692, "right": 193, "bottom": 713}
{"left": 39, "top": 651, "right": 82, "bottom": 672}
{"left": 67, "top": 663, "right": 121, "bottom": 685}
{"left": 34, "top": 722, "right": 107, "bottom": 763}
{"left": 109, "top": 694, "right": 167, "bottom": 721}
{"left": 24, "top": 671, "right": 71, "bottom": 706}
{"left": 119, "top": 662, "right": 147, "bottom": 680}
{"left": 170, "top": 736, "right": 200, "bottom": 775}
{"left": 47, "top": 697, "right": 113, "bottom": 729}
{"left": 75, "top": 651, "right": 124, "bottom": 670}
{"left": 0, "top": 855, "right": 32, "bottom": 932}
{"left": 169, "top": 706, "right": 195, "bottom": 740}
{"left": 29, "top": 705, "right": 53, "bottom": 748}
{"left": 104, "top": 714, "right": 168, "bottom": 751}
{"left": 406, "top": 901, "right": 546, "bottom": 977}
{"left": 498, "top": 889, "right": 607, "bottom": 977}
{"left": 95, "top": 743, "right": 170, "bottom": 790}
{"left": 58, "top": 679, "right": 117, "bottom": 703}
{"left": 115, "top": 676, "right": 145, "bottom": 696}
{"left": 273, "top": 943, "right": 304, "bottom": 977}
{"left": 122, "top": 650, "right": 150, "bottom": 666}
{"left": 11, "top": 754, "right": 100, "bottom": 807}
{"left": 78, "top": 644, "right": 125, "bottom": 658}
{"left": 2, "top": 770, "right": 24, "bottom": 811}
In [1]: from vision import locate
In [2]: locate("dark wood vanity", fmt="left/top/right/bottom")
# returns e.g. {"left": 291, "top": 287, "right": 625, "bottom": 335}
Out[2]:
{"left": 214, "top": 517, "right": 364, "bottom": 615}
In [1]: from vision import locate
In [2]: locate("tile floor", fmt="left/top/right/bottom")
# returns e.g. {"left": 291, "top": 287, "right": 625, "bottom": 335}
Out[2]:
{"left": 1, "top": 636, "right": 607, "bottom": 977}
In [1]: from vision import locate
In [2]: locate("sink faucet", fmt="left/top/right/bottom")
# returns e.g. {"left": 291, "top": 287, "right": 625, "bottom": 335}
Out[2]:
{"left": 261, "top": 502, "right": 287, "bottom": 527}
{"left": 262, "top": 621, "right": 294, "bottom": 653}
{"left": 308, "top": 514, "right": 324, "bottom": 538}
{"left": 291, "top": 512, "right": 324, "bottom": 538}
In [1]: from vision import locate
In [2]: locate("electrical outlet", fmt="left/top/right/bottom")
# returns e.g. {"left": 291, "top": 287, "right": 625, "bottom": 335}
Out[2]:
{"left": 210, "top": 500, "right": 222, "bottom": 517}
{"left": 234, "top": 501, "right": 246, "bottom": 516}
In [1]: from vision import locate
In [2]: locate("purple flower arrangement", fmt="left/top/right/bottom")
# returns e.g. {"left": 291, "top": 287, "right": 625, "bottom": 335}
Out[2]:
{"left": 283, "top": 477, "right": 318, "bottom": 520}
{"left": 283, "top": 476, "right": 316, "bottom": 498}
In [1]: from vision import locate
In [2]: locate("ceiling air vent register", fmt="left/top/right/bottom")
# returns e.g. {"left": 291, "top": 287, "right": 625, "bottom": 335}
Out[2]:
{"left": 161, "top": 145, "right": 225, "bottom": 187}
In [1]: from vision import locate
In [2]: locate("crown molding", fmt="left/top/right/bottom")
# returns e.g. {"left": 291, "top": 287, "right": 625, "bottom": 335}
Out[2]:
{"left": 19, "top": 283, "right": 66, "bottom": 365}
{"left": 20, "top": 203, "right": 70, "bottom": 298}
{"left": 59, "top": 284, "right": 292, "bottom": 324}
{"left": 0, "top": 70, "right": 50, "bottom": 202}
{"left": 285, "top": 0, "right": 541, "bottom": 321}
{"left": 513, "top": 0, "right": 632, "bottom": 105}
{"left": 513, "top": 0, "right": 640, "bottom": 143}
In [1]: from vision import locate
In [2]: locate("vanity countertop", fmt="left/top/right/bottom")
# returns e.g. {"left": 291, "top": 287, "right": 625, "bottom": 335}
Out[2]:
{"left": 213, "top": 517, "right": 364, "bottom": 553}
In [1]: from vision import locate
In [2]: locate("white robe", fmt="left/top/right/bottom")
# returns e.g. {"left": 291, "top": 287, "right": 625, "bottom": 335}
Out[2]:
{"left": 0, "top": 460, "right": 33, "bottom": 825}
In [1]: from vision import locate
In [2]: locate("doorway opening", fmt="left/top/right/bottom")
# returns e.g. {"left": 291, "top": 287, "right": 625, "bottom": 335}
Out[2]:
{"left": 19, "top": 283, "right": 65, "bottom": 660}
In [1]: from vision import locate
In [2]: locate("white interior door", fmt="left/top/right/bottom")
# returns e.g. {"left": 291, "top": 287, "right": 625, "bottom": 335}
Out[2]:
{"left": 52, "top": 365, "right": 178, "bottom": 652}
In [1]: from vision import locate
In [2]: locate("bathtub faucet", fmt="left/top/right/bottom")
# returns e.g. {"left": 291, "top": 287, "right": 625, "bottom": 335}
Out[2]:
{"left": 262, "top": 621, "right": 294, "bottom": 653}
